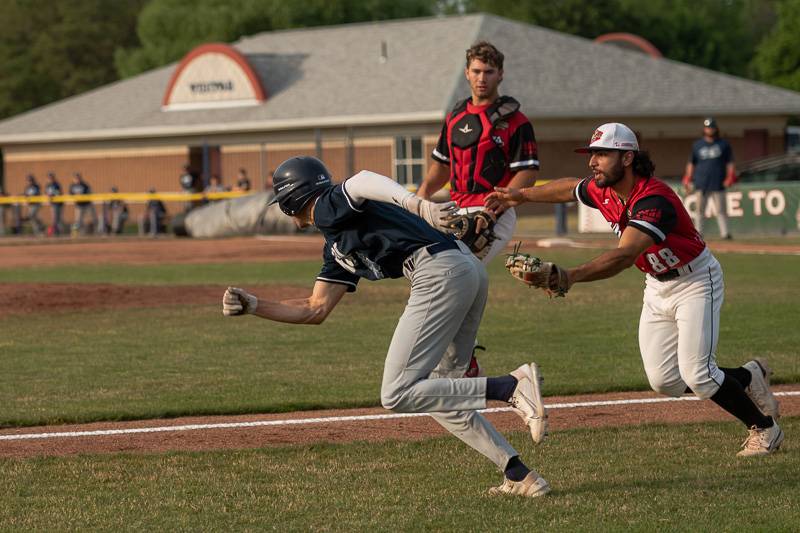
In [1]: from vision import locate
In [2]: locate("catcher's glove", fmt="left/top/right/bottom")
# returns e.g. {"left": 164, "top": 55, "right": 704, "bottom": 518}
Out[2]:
{"left": 445, "top": 211, "right": 497, "bottom": 259}
{"left": 505, "top": 246, "right": 570, "bottom": 298}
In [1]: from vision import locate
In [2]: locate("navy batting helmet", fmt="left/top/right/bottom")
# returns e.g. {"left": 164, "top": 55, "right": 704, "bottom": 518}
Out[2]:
{"left": 269, "top": 156, "right": 333, "bottom": 216}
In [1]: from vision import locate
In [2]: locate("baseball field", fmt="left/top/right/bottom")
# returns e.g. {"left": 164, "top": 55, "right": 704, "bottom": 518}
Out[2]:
{"left": 1, "top": 232, "right": 799, "bottom": 531}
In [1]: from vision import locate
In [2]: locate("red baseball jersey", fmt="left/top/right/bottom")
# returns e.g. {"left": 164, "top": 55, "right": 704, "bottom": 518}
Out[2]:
{"left": 432, "top": 97, "right": 539, "bottom": 208}
{"left": 574, "top": 176, "right": 706, "bottom": 275}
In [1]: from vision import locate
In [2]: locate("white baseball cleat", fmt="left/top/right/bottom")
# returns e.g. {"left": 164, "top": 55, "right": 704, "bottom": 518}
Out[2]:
{"left": 743, "top": 358, "right": 780, "bottom": 419}
{"left": 489, "top": 471, "right": 551, "bottom": 498}
{"left": 737, "top": 421, "right": 784, "bottom": 457}
{"left": 509, "top": 362, "right": 548, "bottom": 444}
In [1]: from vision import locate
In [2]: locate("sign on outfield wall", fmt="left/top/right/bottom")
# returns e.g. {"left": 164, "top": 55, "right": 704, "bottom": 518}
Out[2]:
{"left": 162, "top": 43, "right": 266, "bottom": 111}
{"left": 578, "top": 182, "right": 800, "bottom": 235}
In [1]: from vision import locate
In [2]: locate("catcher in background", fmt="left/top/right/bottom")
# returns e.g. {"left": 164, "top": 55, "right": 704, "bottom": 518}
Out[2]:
{"left": 417, "top": 41, "right": 540, "bottom": 377}
{"left": 223, "top": 157, "right": 550, "bottom": 497}
{"left": 486, "top": 122, "right": 783, "bottom": 457}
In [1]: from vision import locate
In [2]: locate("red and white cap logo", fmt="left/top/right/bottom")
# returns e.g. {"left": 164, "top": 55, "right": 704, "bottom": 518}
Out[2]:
{"left": 575, "top": 123, "right": 639, "bottom": 153}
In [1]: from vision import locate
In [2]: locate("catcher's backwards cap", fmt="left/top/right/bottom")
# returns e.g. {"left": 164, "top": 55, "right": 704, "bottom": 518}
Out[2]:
{"left": 269, "top": 156, "right": 333, "bottom": 216}
{"left": 575, "top": 123, "right": 639, "bottom": 153}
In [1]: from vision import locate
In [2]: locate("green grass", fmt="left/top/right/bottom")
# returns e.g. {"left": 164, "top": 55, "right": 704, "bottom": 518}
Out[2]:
{"left": 2, "top": 418, "right": 797, "bottom": 531}
{"left": 1, "top": 250, "right": 798, "bottom": 426}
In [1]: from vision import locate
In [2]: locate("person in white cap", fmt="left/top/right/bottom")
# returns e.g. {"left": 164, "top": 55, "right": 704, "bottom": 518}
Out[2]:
{"left": 485, "top": 122, "right": 783, "bottom": 457}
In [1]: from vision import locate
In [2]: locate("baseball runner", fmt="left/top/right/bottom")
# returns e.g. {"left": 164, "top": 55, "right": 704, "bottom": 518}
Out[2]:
{"left": 417, "top": 41, "right": 539, "bottom": 377}
{"left": 486, "top": 123, "right": 783, "bottom": 457}
{"left": 223, "top": 156, "right": 550, "bottom": 497}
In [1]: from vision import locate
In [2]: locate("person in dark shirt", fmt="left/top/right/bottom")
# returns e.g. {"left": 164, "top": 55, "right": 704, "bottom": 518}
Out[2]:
{"left": 222, "top": 156, "right": 551, "bottom": 498}
{"left": 682, "top": 118, "right": 736, "bottom": 239}
{"left": 45, "top": 172, "right": 64, "bottom": 235}
{"left": 233, "top": 167, "right": 251, "bottom": 192}
{"left": 101, "top": 186, "right": 128, "bottom": 235}
{"left": 140, "top": 187, "right": 167, "bottom": 237}
{"left": 23, "top": 174, "right": 45, "bottom": 236}
{"left": 69, "top": 172, "right": 97, "bottom": 235}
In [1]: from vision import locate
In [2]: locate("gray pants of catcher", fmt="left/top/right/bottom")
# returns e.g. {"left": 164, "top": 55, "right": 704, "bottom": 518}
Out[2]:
{"left": 380, "top": 241, "right": 518, "bottom": 470}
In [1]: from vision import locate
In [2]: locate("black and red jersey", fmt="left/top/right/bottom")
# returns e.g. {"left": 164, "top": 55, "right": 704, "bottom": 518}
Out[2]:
{"left": 574, "top": 176, "right": 706, "bottom": 275}
{"left": 432, "top": 96, "right": 539, "bottom": 208}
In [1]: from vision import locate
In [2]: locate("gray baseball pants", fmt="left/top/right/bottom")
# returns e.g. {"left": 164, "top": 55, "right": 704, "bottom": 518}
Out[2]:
{"left": 380, "top": 241, "right": 518, "bottom": 469}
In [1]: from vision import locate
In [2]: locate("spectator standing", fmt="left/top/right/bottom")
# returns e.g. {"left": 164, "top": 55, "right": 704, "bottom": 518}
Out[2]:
{"left": 179, "top": 164, "right": 201, "bottom": 212}
{"left": 139, "top": 187, "right": 168, "bottom": 237}
{"left": 682, "top": 117, "right": 736, "bottom": 239}
{"left": 24, "top": 174, "right": 45, "bottom": 236}
{"left": 45, "top": 172, "right": 64, "bottom": 235}
{"left": 233, "top": 167, "right": 251, "bottom": 192}
{"left": 0, "top": 185, "right": 8, "bottom": 235}
{"left": 101, "top": 186, "right": 128, "bottom": 235}
{"left": 204, "top": 174, "right": 226, "bottom": 203}
{"left": 70, "top": 172, "right": 97, "bottom": 235}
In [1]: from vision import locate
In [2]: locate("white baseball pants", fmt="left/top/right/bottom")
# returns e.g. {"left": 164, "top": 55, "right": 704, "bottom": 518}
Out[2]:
{"left": 638, "top": 248, "right": 726, "bottom": 400}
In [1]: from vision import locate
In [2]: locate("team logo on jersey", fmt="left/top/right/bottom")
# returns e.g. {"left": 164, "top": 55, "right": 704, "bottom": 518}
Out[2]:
{"left": 634, "top": 208, "right": 661, "bottom": 224}
{"left": 331, "top": 242, "right": 357, "bottom": 274}
{"left": 492, "top": 135, "right": 504, "bottom": 146}
{"left": 458, "top": 123, "right": 473, "bottom": 134}
{"left": 698, "top": 145, "right": 723, "bottom": 160}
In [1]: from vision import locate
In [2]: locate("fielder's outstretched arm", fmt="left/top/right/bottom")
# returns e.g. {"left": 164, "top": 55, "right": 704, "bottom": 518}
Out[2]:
{"left": 567, "top": 226, "right": 654, "bottom": 284}
{"left": 484, "top": 177, "right": 580, "bottom": 213}
{"left": 222, "top": 281, "right": 348, "bottom": 325}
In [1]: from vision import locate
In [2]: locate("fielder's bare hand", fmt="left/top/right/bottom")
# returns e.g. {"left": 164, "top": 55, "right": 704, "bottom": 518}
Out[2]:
{"left": 484, "top": 186, "right": 525, "bottom": 215}
{"left": 222, "top": 286, "right": 258, "bottom": 316}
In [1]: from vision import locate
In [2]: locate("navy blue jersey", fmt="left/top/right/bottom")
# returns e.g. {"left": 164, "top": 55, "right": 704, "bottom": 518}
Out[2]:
{"left": 313, "top": 183, "right": 455, "bottom": 291}
{"left": 45, "top": 181, "right": 62, "bottom": 196}
{"left": 24, "top": 184, "right": 41, "bottom": 196}
{"left": 70, "top": 181, "right": 91, "bottom": 205}
{"left": 690, "top": 138, "right": 733, "bottom": 191}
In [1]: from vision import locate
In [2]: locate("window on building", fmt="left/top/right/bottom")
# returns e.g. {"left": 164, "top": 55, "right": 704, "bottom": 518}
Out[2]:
{"left": 394, "top": 136, "right": 425, "bottom": 186}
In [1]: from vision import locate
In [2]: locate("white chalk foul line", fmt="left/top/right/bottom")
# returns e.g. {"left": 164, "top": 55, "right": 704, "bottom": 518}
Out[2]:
{"left": 2, "top": 391, "right": 799, "bottom": 442}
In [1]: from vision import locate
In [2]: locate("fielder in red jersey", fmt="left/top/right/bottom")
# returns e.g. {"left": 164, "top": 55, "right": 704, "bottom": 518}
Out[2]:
{"left": 485, "top": 122, "right": 783, "bottom": 457}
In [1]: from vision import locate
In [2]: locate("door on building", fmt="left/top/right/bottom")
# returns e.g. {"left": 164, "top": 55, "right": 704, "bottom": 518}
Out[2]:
{"left": 189, "top": 145, "right": 221, "bottom": 189}
{"left": 743, "top": 129, "right": 768, "bottom": 161}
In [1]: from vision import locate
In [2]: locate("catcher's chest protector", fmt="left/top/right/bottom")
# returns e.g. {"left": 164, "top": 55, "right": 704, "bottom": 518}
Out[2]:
{"left": 446, "top": 97, "right": 520, "bottom": 194}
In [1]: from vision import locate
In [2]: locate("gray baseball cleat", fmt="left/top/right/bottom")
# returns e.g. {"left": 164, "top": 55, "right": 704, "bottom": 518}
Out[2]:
{"left": 737, "top": 421, "right": 784, "bottom": 457}
{"left": 489, "top": 471, "right": 551, "bottom": 498}
{"left": 509, "top": 362, "right": 548, "bottom": 444}
{"left": 743, "top": 358, "right": 780, "bottom": 419}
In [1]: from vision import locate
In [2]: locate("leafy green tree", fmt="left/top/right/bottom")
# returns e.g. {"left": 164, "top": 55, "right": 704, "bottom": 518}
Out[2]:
{"left": 466, "top": 0, "right": 774, "bottom": 78}
{"left": 752, "top": 0, "right": 800, "bottom": 91}
{"left": 0, "top": 0, "right": 144, "bottom": 119}
{"left": 115, "top": 0, "right": 434, "bottom": 78}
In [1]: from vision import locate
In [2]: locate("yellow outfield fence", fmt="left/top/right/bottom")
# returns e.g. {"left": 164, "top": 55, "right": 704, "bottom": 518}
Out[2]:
{"left": 0, "top": 180, "right": 552, "bottom": 205}
{"left": 0, "top": 191, "right": 252, "bottom": 205}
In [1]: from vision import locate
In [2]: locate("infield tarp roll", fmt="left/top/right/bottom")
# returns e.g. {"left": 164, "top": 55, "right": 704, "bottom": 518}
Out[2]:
{"left": 181, "top": 191, "right": 298, "bottom": 238}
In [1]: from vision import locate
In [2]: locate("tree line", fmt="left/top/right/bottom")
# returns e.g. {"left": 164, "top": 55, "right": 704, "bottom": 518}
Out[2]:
{"left": 0, "top": 0, "right": 798, "bottom": 120}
